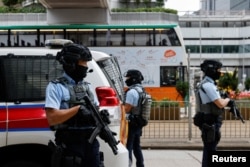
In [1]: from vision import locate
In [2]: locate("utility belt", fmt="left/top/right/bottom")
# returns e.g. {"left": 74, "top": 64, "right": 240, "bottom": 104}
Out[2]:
{"left": 200, "top": 102, "right": 224, "bottom": 116}
{"left": 193, "top": 102, "right": 223, "bottom": 129}
{"left": 55, "top": 128, "right": 94, "bottom": 144}
{"left": 49, "top": 140, "right": 104, "bottom": 167}
{"left": 200, "top": 104, "right": 223, "bottom": 143}
{"left": 127, "top": 114, "right": 144, "bottom": 127}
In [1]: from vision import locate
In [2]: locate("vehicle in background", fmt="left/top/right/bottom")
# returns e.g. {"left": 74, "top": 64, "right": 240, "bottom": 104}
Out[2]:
{"left": 0, "top": 40, "right": 128, "bottom": 167}
{"left": 0, "top": 24, "right": 187, "bottom": 101}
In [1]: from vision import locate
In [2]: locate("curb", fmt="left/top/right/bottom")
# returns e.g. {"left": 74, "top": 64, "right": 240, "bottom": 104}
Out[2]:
{"left": 141, "top": 140, "right": 250, "bottom": 150}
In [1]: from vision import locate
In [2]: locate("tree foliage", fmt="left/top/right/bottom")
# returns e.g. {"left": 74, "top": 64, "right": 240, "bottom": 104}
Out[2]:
{"left": 143, "top": 0, "right": 151, "bottom": 8}
{"left": 2, "top": 0, "right": 18, "bottom": 7}
{"left": 0, "top": 1, "right": 46, "bottom": 13}
{"left": 111, "top": 7, "right": 177, "bottom": 14}
{"left": 123, "top": 0, "right": 130, "bottom": 8}
{"left": 218, "top": 68, "right": 238, "bottom": 91}
{"left": 135, "top": 0, "right": 141, "bottom": 7}
{"left": 245, "top": 78, "right": 250, "bottom": 90}
{"left": 156, "top": 0, "right": 164, "bottom": 7}
{"left": 176, "top": 81, "right": 189, "bottom": 98}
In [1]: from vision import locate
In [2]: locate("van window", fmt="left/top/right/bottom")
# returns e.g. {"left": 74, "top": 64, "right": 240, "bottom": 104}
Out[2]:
{"left": 0, "top": 55, "right": 61, "bottom": 102}
{"left": 97, "top": 56, "right": 125, "bottom": 102}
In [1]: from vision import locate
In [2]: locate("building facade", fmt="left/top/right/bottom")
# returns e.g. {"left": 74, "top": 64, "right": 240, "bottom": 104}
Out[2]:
{"left": 181, "top": 0, "right": 250, "bottom": 86}
{"left": 201, "top": 0, "right": 250, "bottom": 11}
{"left": 1, "top": 0, "right": 250, "bottom": 85}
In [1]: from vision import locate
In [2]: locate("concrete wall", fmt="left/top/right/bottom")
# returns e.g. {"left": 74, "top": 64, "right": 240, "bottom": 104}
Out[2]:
{"left": 47, "top": 8, "right": 110, "bottom": 24}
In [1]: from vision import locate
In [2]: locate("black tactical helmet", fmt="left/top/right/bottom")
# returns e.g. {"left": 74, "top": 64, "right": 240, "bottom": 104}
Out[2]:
{"left": 201, "top": 59, "right": 223, "bottom": 80}
{"left": 123, "top": 69, "right": 144, "bottom": 86}
{"left": 56, "top": 43, "right": 92, "bottom": 66}
{"left": 201, "top": 60, "right": 222, "bottom": 72}
{"left": 124, "top": 69, "right": 144, "bottom": 81}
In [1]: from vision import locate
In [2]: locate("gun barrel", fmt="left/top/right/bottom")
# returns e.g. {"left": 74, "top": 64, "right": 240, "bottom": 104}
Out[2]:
{"left": 231, "top": 105, "right": 245, "bottom": 124}
{"left": 239, "top": 115, "right": 245, "bottom": 123}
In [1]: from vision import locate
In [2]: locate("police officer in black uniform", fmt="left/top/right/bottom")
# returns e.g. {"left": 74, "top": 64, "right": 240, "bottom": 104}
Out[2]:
{"left": 123, "top": 69, "right": 145, "bottom": 167}
{"left": 45, "top": 43, "right": 100, "bottom": 167}
{"left": 198, "top": 60, "right": 231, "bottom": 167}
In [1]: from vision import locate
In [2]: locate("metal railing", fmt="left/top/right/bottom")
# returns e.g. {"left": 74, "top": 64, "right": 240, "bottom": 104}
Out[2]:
{"left": 0, "top": 13, "right": 47, "bottom": 25}
{"left": 180, "top": 10, "right": 250, "bottom": 18}
{"left": 141, "top": 100, "right": 250, "bottom": 146}
{"left": 0, "top": 12, "right": 178, "bottom": 26}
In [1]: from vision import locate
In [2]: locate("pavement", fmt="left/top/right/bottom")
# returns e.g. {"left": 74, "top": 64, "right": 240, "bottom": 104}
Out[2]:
{"left": 130, "top": 140, "right": 250, "bottom": 167}
{"left": 131, "top": 149, "right": 202, "bottom": 167}
{"left": 141, "top": 139, "right": 250, "bottom": 150}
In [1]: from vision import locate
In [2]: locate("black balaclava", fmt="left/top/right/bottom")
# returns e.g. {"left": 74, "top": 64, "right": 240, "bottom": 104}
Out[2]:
{"left": 71, "top": 65, "right": 88, "bottom": 83}
{"left": 125, "top": 77, "right": 139, "bottom": 87}
{"left": 63, "top": 64, "right": 88, "bottom": 83}
{"left": 206, "top": 70, "right": 221, "bottom": 81}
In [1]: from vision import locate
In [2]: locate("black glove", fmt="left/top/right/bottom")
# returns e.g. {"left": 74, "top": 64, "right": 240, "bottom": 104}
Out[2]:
{"left": 77, "top": 105, "right": 95, "bottom": 125}
{"left": 100, "top": 109, "right": 111, "bottom": 125}
{"left": 227, "top": 99, "right": 235, "bottom": 107}
{"left": 78, "top": 105, "right": 92, "bottom": 116}
{"left": 220, "top": 91, "right": 229, "bottom": 99}
{"left": 226, "top": 100, "right": 245, "bottom": 123}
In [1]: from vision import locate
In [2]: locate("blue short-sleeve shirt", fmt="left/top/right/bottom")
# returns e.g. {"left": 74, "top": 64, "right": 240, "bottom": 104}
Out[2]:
{"left": 125, "top": 84, "right": 142, "bottom": 107}
{"left": 199, "top": 76, "right": 221, "bottom": 104}
{"left": 45, "top": 73, "right": 98, "bottom": 110}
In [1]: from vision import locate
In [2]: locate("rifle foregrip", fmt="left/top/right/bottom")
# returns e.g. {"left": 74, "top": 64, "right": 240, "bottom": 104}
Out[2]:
{"left": 88, "top": 127, "right": 101, "bottom": 144}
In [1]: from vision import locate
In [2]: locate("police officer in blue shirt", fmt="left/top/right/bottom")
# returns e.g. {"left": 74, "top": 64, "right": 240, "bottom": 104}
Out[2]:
{"left": 198, "top": 60, "right": 231, "bottom": 167}
{"left": 123, "top": 69, "right": 145, "bottom": 167}
{"left": 45, "top": 43, "right": 100, "bottom": 167}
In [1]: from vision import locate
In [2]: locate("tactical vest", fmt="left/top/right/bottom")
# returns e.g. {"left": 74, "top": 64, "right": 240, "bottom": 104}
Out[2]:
{"left": 51, "top": 77, "right": 96, "bottom": 130}
{"left": 195, "top": 80, "right": 224, "bottom": 116}
{"left": 125, "top": 84, "right": 142, "bottom": 115}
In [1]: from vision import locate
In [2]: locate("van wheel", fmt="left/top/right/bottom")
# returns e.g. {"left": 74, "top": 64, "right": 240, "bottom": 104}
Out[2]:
{"left": 2, "top": 161, "right": 44, "bottom": 167}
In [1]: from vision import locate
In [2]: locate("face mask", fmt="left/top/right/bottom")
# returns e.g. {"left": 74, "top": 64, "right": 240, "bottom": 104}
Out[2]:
{"left": 206, "top": 70, "right": 221, "bottom": 81}
{"left": 71, "top": 65, "right": 88, "bottom": 82}
{"left": 213, "top": 71, "right": 221, "bottom": 80}
{"left": 125, "top": 78, "right": 138, "bottom": 87}
{"left": 125, "top": 79, "right": 132, "bottom": 87}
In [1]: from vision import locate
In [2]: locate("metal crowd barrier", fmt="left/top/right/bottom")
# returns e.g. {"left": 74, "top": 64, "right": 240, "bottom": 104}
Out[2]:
{"left": 141, "top": 100, "right": 250, "bottom": 147}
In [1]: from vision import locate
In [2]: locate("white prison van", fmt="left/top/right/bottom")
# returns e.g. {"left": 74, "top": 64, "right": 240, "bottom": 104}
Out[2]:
{"left": 0, "top": 40, "right": 128, "bottom": 167}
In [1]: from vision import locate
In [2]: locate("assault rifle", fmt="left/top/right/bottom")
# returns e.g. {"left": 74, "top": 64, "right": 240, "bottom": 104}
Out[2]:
{"left": 221, "top": 91, "right": 245, "bottom": 124}
{"left": 83, "top": 95, "right": 119, "bottom": 155}
{"left": 228, "top": 100, "right": 245, "bottom": 124}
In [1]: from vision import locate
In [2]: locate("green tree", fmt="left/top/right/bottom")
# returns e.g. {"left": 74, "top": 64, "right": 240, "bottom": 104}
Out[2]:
{"left": 135, "top": 0, "right": 141, "bottom": 8}
{"left": 18, "top": 0, "right": 25, "bottom": 3}
{"left": 2, "top": 0, "right": 18, "bottom": 7}
{"left": 124, "top": 0, "right": 131, "bottom": 8}
{"left": 176, "top": 81, "right": 189, "bottom": 99}
{"left": 143, "top": 0, "right": 151, "bottom": 8}
{"left": 245, "top": 78, "right": 250, "bottom": 91}
{"left": 156, "top": 0, "right": 164, "bottom": 7}
{"left": 218, "top": 68, "right": 238, "bottom": 91}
